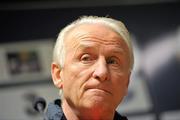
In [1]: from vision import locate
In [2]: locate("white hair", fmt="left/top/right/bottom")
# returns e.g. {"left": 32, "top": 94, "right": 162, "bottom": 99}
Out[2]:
{"left": 53, "top": 15, "right": 134, "bottom": 70}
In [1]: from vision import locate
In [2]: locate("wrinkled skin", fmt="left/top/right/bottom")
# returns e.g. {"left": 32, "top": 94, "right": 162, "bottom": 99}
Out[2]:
{"left": 52, "top": 23, "right": 131, "bottom": 120}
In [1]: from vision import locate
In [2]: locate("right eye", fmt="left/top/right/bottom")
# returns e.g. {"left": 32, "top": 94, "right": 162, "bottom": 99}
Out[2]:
{"left": 80, "top": 54, "right": 93, "bottom": 63}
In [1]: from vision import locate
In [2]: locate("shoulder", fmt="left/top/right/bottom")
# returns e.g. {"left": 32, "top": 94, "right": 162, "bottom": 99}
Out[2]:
{"left": 45, "top": 99, "right": 67, "bottom": 120}
{"left": 114, "top": 111, "right": 128, "bottom": 120}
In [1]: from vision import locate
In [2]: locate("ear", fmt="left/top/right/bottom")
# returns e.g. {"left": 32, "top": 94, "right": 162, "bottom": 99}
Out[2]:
{"left": 125, "top": 72, "right": 131, "bottom": 95}
{"left": 51, "top": 63, "right": 63, "bottom": 89}
{"left": 126, "top": 72, "right": 131, "bottom": 87}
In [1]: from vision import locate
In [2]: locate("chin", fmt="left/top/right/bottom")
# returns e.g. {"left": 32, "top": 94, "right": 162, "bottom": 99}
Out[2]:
{"left": 82, "top": 98, "right": 112, "bottom": 110}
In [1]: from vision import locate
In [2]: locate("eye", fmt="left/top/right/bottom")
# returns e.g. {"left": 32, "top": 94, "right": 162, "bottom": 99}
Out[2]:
{"left": 80, "top": 54, "right": 93, "bottom": 63}
{"left": 107, "top": 57, "right": 120, "bottom": 65}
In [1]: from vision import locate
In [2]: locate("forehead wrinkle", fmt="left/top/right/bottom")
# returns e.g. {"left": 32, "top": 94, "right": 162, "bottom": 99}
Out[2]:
{"left": 75, "top": 40, "right": 127, "bottom": 58}
{"left": 65, "top": 24, "right": 128, "bottom": 53}
{"left": 75, "top": 41, "right": 99, "bottom": 52}
{"left": 74, "top": 35, "right": 124, "bottom": 47}
{"left": 77, "top": 38, "right": 128, "bottom": 55}
{"left": 68, "top": 25, "right": 124, "bottom": 43}
{"left": 110, "top": 47, "right": 125, "bottom": 54}
{"left": 67, "top": 35, "right": 127, "bottom": 55}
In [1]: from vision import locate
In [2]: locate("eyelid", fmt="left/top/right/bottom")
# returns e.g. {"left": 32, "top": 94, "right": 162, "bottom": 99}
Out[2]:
{"left": 81, "top": 54, "right": 91, "bottom": 60}
{"left": 107, "top": 56, "right": 121, "bottom": 64}
{"left": 80, "top": 53, "right": 94, "bottom": 63}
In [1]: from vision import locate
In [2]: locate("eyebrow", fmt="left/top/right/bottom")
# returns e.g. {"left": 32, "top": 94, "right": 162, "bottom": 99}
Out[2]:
{"left": 112, "top": 47, "right": 125, "bottom": 53}
{"left": 72, "top": 43, "right": 97, "bottom": 58}
{"left": 76, "top": 42, "right": 98, "bottom": 51}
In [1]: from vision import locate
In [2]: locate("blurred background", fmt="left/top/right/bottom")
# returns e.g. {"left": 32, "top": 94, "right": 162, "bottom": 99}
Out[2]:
{"left": 0, "top": 0, "right": 180, "bottom": 120}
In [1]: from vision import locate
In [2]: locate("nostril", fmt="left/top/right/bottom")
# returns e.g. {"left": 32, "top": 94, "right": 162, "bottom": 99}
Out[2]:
{"left": 94, "top": 75, "right": 100, "bottom": 80}
{"left": 92, "top": 72, "right": 101, "bottom": 80}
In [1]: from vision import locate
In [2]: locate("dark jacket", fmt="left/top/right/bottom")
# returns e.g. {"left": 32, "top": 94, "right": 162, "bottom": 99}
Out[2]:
{"left": 45, "top": 99, "right": 128, "bottom": 120}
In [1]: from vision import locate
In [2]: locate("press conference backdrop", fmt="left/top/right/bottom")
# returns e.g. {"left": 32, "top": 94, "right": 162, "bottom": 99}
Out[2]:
{"left": 0, "top": 2, "right": 180, "bottom": 120}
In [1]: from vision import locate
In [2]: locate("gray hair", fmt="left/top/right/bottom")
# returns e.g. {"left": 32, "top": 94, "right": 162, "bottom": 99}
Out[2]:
{"left": 53, "top": 15, "right": 134, "bottom": 71}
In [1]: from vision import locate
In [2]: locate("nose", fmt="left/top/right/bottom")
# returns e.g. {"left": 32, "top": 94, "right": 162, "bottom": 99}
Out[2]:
{"left": 92, "top": 57, "right": 109, "bottom": 81}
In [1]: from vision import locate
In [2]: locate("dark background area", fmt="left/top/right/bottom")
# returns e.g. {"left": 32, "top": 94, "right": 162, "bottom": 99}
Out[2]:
{"left": 1, "top": 2, "right": 180, "bottom": 46}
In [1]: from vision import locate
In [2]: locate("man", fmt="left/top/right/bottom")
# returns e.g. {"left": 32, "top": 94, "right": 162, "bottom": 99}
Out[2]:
{"left": 47, "top": 16, "right": 134, "bottom": 120}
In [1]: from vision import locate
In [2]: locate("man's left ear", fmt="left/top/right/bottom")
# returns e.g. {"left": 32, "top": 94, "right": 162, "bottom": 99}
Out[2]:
{"left": 125, "top": 72, "right": 131, "bottom": 95}
{"left": 126, "top": 72, "right": 131, "bottom": 87}
{"left": 51, "top": 63, "right": 63, "bottom": 89}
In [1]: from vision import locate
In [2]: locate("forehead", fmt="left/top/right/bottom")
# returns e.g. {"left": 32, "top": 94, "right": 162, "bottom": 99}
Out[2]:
{"left": 64, "top": 23, "right": 128, "bottom": 50}
{"left": 67, "top": 23, "right": 119, "bottom": 38}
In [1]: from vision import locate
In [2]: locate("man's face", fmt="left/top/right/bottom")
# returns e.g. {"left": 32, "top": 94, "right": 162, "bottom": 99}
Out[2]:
{"left": 60, "top": 24, "right": 130, "bottom": 113}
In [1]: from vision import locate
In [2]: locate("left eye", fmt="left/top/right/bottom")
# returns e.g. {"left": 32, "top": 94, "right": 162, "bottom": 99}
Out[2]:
{"left": 107, "top": 57, "right": 119, "bottom": 65}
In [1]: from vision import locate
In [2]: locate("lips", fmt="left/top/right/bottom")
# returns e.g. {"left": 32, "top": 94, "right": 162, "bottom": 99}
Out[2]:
{"left": 84, "top": 86, "right": 112, "bottom": 95}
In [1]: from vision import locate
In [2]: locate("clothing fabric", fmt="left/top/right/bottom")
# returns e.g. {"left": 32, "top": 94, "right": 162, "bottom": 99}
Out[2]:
{"left": 45, "top": 99, "right": 128, "bottom": 120}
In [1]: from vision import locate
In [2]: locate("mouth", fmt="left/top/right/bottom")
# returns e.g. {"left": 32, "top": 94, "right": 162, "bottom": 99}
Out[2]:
{"left": 85, "top": 88, "right": 112, "bottom": 95}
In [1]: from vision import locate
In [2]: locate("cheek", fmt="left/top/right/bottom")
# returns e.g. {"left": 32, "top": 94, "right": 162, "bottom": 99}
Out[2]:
{"left": 62, "top": 65, "right": 79, "bottom": 90}
{"left": 112, "top": 73, "right": 129, "bottom": 96}
{"left": 62, "top": 63, "right": 93, "bottom": 95}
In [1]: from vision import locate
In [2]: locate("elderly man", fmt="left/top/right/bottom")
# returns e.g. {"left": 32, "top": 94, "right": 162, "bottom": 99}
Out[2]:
{"left": 48, "top": 16, "right": 134, "bottom": 120}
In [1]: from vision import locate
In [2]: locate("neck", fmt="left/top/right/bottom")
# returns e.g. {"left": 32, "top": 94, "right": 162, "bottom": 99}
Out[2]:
{"left": 62, "top": 99, "right": 115, "bottom": 120}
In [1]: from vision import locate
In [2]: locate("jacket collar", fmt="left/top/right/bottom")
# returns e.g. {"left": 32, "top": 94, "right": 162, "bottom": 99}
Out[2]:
{"left": 45, "top": 99, "right": 127, "bottom": 120}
